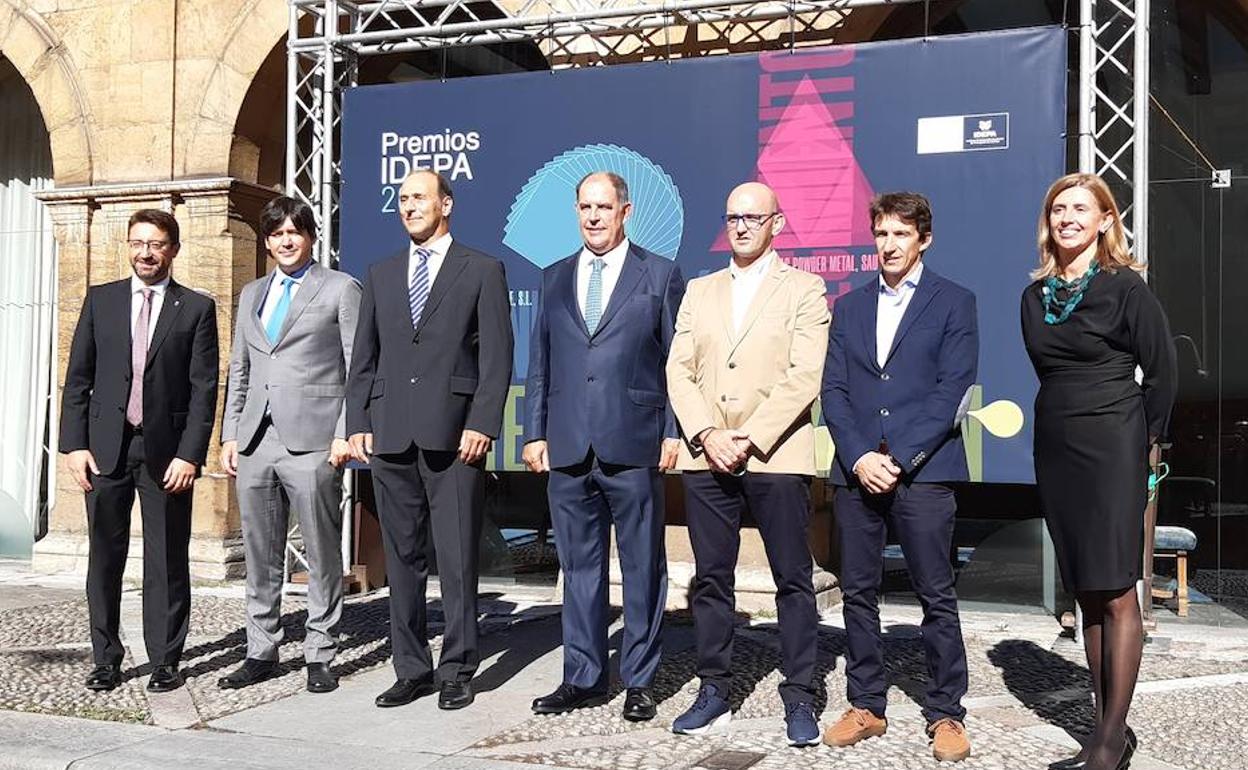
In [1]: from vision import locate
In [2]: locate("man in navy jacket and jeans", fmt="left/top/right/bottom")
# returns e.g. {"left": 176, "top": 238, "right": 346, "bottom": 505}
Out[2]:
{"left": 820, "top": 192, "right": 978, "bottom": 763}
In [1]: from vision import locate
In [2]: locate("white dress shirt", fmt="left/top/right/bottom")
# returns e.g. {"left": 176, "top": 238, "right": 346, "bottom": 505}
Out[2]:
{"left": 729, "top": 249, "right": 776, "bottom": 334}
{"left": 129, "top": 275, "right": 170, "bottom": 346}
{"left": 259, "top": 260, "right": 313, "bottom": 329}
{"left": 409, "top": 232, "right": 453, "bottom": 289}
{"left": 876, "top": 261, "right": 924, "bottom": 369}
{"left": 576, "top": 238, "right": 630, "bottom": 319}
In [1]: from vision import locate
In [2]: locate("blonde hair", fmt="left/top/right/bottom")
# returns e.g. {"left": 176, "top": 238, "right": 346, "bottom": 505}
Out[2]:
{"left": 1032, "top": 173, "right": 1140, "bottom": 281}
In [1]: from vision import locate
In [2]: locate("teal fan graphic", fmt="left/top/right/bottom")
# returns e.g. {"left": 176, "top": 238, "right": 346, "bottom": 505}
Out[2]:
{"left": 503, "top": 144, "right": 684, "bottom": 269}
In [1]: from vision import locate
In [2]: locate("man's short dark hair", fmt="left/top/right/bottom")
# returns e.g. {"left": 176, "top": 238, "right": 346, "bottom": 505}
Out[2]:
{"left": 868, "top": 192, "right": 933, "bottom": 237}
{"left": 575, "top": 171, "right": 630, "bottom": 205}
{"left": 128, "top": 209, "right": 181, "bottom": 245}
{"left": 405, "top": 170, "right": 454, "bottom": 200}
{"left": 259, "top": 196, "right": 317, "bottom": 238}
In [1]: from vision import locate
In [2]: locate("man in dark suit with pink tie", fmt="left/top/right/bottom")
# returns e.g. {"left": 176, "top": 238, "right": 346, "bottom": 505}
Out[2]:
{"left": 60, "top": 208, "right": 219, "bottom": 694}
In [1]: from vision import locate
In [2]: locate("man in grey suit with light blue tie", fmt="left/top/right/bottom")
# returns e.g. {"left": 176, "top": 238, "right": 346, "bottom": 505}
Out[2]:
{"left": 218, "top": 196, "right": 361, "bottom": 694}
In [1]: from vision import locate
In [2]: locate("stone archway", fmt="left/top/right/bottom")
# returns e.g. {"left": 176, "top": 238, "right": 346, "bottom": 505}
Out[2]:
{"left": 0, "top": 2, "right": 94, "bottom": 185}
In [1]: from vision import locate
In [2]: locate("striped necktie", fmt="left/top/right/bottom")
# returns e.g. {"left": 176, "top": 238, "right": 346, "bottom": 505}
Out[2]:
{"left": 409, "top": 247, "right": 431, "bottom": 329}
{"left": 585, "top": 257, "right": 605, "bottom": 333}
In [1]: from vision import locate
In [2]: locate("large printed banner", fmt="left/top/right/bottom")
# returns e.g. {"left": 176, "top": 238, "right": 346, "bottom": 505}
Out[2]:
{"left": 340, "top": 26, "right": 1066, "bottom": 483}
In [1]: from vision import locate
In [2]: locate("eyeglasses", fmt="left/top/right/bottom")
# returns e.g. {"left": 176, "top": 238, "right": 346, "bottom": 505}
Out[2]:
{"left": 722, "top": 213, "right": 778, "bottom": 231}
{"left": 127, "top": 239, "right": 172, "bottom": 253}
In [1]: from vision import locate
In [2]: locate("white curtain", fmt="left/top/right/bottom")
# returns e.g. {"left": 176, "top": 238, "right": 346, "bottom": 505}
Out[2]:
{"left": 0, "top": 62, "right": 57, "bottom": 558}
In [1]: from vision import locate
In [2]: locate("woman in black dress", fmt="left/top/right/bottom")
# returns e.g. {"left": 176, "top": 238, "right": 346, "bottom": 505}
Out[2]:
{"left": 1021, "top": 173, "right": 1176, "bottom": 770}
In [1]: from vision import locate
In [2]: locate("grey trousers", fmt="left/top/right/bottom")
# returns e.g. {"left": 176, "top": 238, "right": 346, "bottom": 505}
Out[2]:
{"left": 236, "top": 420, "right": 344, "bottom": 663}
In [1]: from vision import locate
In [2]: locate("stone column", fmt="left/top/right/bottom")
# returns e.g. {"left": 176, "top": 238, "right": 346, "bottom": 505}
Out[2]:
{"left": 33, "top": 178, "right": 277, "bottom": 582}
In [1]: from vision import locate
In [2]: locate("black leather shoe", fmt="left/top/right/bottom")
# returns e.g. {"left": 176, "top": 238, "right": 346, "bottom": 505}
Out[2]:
{"left": 146, "top": 664, "right": 183, "bottom": 693}
{"left": 85, "top": 664, "right": 122, "bottom": 692}
{"left": 622, "top": 687, "right": 657, "bottom": 722}
{"left": 217, "top": 658, "right": 278, "bottom": 690}
{"left": 306, "top": 663, "right": 338, "bottom": 693}
{"left": 531, "top": 682, "right": 610, "bottom": 714}
{"left": 438, "top": 680, "right": 474, "bottom": 710}
{"left": 375, "top": 677, "right": 435, "bottom": 708}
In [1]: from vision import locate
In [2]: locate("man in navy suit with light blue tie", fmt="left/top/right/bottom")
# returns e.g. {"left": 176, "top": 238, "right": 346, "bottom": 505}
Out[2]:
{"left": 523, "top": 171, "right": 685, "bottom": 722}
{"left": 820, "top": 192, "right": 977, "bottom": 763}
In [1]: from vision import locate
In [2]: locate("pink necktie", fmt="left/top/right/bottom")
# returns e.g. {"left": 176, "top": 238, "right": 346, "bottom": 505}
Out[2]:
{"left": 126, "top": 289, "right": 152, "bottom": 427}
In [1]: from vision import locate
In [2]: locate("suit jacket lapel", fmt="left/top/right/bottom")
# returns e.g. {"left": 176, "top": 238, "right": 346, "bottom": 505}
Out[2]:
{"left": 858, "top": 279, "right": 881, "bottom": 372}
{"left": 883, "top": 269, "right": 941, "bottom": 367}
{"left": 146, "top": 281, "right": 186, "bottom": 365}
{"left": 415, "top": 242, "right": 467, "bottom": 334}
{"left": 111, "top": 281, "right": 136, "bottom": 365}
{"left": 273, "top": 262, "right": 326, "bottom": 345}
{"left": 714, "top": 269, "right": 734, "bottom": 345}
{"left": 558, "top": 255, "right": 590, "bottom": 338}
{"left": 591, "top": 245, "right": 647, "bottom": 338}
{"left": 730, "top": 257, "right": 787, "bottom": 356}
{"left": 249, "top": 274, "right": 272, "bottom": 350}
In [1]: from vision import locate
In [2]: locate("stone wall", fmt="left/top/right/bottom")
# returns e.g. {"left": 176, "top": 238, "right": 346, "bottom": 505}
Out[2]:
{"left": 1, "top": 0, "right": 288, "bottom": 580}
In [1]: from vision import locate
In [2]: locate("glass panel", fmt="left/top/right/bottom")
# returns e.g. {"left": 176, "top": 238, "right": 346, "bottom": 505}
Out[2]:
{"left": 1148, "top": 0, "right": 1248, "bottom": 628}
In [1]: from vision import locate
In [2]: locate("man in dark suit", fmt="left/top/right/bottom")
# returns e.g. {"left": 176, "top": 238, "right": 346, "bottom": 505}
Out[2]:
{"left": 60, "top": 208, "right": 219, "bottom": 693}
{"left": 346, "top": 169, "right": 513, "bottom": 711}
{"left": 820, "top": 192, "right": 978, "bottom": 762}
{"left": 522, "top": 171, "right": 685, "bottom": 722}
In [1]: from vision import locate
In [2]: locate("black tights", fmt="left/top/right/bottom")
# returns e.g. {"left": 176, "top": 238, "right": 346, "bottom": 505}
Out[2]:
{"left": 1075, "top": 586, "right": 1142, "bottom": 769}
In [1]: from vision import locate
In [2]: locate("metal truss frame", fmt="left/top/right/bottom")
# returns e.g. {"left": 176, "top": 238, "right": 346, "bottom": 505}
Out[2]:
{"left": 281, "top": 0, "right": 929, "bottom": 588}
{"left": 284, "top": 0, "right": 1149, "bottom": 591}
{"left": 1079, "top": 0, "right": 1149, "bottom": 261}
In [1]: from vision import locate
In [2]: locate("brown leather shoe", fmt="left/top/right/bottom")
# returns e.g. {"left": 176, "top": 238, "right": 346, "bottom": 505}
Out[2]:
{"left": 823, "top": 707, "right": 888, "bottom": 747}
{"left": 928, "top": 718, "right": 971, "bottom": 762}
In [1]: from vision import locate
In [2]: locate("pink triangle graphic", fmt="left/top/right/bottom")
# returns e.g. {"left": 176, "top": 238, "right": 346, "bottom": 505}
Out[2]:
{"left": 714, "top": 76, "right": 877, "bottom": 253}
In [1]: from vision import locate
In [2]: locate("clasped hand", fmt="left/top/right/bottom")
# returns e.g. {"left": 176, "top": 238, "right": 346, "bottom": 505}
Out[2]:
{"left": 699, "top": 429, "right": 752, "bottom": 474}
{"left": 854, "top": 451, "right": 902, "bottom": 494}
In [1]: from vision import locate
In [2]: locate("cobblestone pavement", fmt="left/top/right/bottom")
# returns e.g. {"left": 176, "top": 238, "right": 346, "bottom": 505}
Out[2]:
{"left": 1, "top": 564, "right": 1246, "bottom": 769}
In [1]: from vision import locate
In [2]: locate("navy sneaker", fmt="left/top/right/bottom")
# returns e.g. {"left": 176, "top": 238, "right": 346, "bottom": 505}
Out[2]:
{"left": 785, "top": 702, "right": 820, "bottom": 747}
{"left": 672, "top": 682, "right": 732, "bottom": 735}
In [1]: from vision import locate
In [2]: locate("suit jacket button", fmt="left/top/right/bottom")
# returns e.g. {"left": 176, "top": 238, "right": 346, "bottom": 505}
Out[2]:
{"left": 270, "top": 353, "right": 277, "bottom": 359}
{"left": 410, "top": 378, "right": 417, "bottom": 384}
{"left": 880, "top": 407, "right": 890, "bottom": 416}
{"left": 880, "top": 372, "right": 890, "bottom": 380}
{"left": 728, "top": 362, "right": 737, "bottom": 369}
{"left": 587, "top": 375, "right": 595, "bottom": 382}
{"left": 720, "top": 395, "right": 727, "bottom": 402}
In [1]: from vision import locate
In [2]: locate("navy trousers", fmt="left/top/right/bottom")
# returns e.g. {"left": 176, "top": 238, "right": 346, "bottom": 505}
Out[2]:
{"left": 548, "top": 451, "right": 667, "bottom": 690}
{"left": 683, "top": 471, "right": 817, "bottom": 707}
{"left": 836, "top": 482, "right": 968, "bottom": 723}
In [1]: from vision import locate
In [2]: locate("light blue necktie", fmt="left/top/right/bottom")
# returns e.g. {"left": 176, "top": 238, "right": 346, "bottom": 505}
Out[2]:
{"left": 409, "top": 247, "right": 431, "bottom": 329}
{"left": 265, "top": 277, "right": 295, "bottom": 343}
{"left": 585, "top": 257, "right": 605, "bottom": 333}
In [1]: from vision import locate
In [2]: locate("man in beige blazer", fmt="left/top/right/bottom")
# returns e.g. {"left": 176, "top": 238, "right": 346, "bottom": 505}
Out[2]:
{"left": 665, "top": 182, "right": 829, "bottom": 746}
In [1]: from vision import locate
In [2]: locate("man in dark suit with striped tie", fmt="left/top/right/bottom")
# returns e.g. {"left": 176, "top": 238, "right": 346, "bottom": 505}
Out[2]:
{"left": 346, "top": 170, "right": 513, "bottom": 710}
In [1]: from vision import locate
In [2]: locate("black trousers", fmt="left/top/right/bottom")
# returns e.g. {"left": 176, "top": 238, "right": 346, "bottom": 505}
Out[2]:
{"left": 683, "top": 471, "right": 817, "bottom": 707}
{"left": 85, "top": 428, "right": 192, "bottom": 667}
{"left": 370, "top": 444, "right": 483, "bottom": 683}
{"left": 836, "top": 482, "right": 968, "bottom": 723}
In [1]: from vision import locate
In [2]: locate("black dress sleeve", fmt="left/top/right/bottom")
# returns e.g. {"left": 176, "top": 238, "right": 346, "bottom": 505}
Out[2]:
{"left": 1124, "top": 274, "right": 1178, "bottom": 443}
